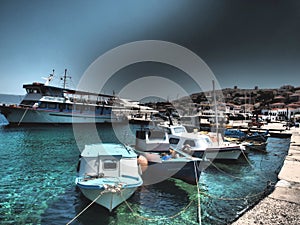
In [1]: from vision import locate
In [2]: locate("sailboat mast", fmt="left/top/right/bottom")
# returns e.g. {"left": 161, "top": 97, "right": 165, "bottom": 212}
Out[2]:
{"left": 212, "top": 80, "right": 219, "bottom": 145}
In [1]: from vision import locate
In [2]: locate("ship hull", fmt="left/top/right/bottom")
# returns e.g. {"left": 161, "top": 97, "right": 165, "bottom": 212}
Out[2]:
{"left": 0, "top": 106, "right": 123, "bottom": 125}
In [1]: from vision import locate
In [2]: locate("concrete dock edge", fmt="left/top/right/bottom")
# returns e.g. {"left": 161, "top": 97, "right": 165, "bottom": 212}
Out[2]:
{"left": 232, "top": 127, "right": 300, "bottom": 225}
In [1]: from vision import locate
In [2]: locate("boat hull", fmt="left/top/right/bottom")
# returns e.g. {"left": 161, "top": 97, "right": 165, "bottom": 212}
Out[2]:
{"left": 193, "top": 146, "right": 243, "bottom": 160}
{"left": 0, "top": 106, "right": 123, "bottom": 124}
{"left": 140, "top": 156, "right": 204, "bottom": 185}
{"left": 205, "top": 148, "right": 242, "bottom": 160}
{"left": 244, "top": 142, "right": 267, "bottom": 152}
{"left": 76, "top": 175, "right": 143, "bottom": 212}
{"left": 79, "top": 186, "right": 137, "bottom": 212}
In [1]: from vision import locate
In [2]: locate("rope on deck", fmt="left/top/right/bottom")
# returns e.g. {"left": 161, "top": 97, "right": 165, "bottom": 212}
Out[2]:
{"left": 194, "top": 161, "right": 202, "bottom": 225}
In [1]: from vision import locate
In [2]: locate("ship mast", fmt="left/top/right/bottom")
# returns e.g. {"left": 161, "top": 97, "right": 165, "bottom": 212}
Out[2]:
{"left": 61, "top": 69, "right": 71, "bottom": 89}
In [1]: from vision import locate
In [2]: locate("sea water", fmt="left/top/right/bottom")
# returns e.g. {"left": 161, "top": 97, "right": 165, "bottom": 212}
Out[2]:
{"left": 0, "top": 122, "right": 290, "bottom": 225}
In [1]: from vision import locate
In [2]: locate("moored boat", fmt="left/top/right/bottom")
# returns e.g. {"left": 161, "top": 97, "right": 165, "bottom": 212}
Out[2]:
{"left": 0, "top": 70, "right": 127, "bottom": 125}
{"left": 224, "top": 129, "right": 269, "bottom": 142}
{"left": 135, "top": 127, "right": 208, "bottom": 185}
{"left": 137, "top": 151, "right": 205, "bottom": 185}
{"left": 173, "top": 132, "right": 245, "bottom": 160}
{"left": 75, "top": 143, "right": 143, "bottom": 212}
{"left": 242, "top": 141, "right": 268, "bottom": 153}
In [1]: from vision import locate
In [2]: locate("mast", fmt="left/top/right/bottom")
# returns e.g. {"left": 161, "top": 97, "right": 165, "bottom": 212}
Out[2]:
{"left": 63, "top": 69, "right": 67, "bottom": 89}
{"left": 212, "top": 80, "right": 220, "bottom": 145}
{"left": 61, "top": 69, "right": 71, "bottom": 89}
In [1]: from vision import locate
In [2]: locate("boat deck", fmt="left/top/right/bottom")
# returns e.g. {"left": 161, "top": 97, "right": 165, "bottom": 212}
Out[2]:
{"left": 77, "top": 175, "right": 142, "bottom": 190}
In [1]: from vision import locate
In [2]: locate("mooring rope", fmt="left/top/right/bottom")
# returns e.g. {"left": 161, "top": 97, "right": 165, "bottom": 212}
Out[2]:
{"left": 240, "top": 149, "right": 255, "bottom": 169}
{"left": 194, "top": 161, "right": 202, "bottom": 225}
{"left": 208, "top": 160, "right": 244, "bottom": 179}
{"left": 18, "top": 107, "right": 29, "bottom": 126}
{"left": 66, "top": 190, "right": 104, "bottom": 225}
{"left": 121, "top": 189, "right": 195, "bottom": 222}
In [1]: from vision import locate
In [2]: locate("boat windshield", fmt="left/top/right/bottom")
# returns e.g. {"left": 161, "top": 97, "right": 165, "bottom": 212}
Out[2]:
{"left": 174, "top": 127, "right": 186, "bottom": 134}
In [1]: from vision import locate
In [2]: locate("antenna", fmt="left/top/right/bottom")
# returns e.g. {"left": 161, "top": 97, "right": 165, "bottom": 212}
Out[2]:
{"left": 43, "top": 69, "right": 54, "bottom": 86}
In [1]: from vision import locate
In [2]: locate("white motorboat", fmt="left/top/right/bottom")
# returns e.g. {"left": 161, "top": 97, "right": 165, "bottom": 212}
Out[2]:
{"left": 75, "top": 143, "right": 143, "bottom": 212}
{"left": 174, "top": 132, "right": 245, "bottom": 160}
{"left": 158, "top": 122, "right": 244, "bottom": 160}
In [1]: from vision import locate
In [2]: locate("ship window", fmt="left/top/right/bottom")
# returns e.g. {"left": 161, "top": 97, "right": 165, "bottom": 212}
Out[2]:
{"left": 67, "top": 104, "right": 73, "bottom": 110}
{"left": 148, "top": 130, "right": 165, "bottom": 139}
{"left": 48, "top": 103, "right": 57, "bottom": 109}
{"left": 169, "top": 138, "right": 180, "bottom": 145}
{"left": 183, "top": 140, "right": 196, "bottom": 147}
{"left": 103, "top": 160, "right": 117, "bottom": 170}
{"left": 39, "top": 102, "right": 47, "bottom": 108}
{"left": 59, "top": 104, "right": 65, "bottom": 111}
{"left": 174, "top": 127, "right": 186, "bottom": 133}
{"left": 204, "top": 137, "right": 212, "bottom": 144}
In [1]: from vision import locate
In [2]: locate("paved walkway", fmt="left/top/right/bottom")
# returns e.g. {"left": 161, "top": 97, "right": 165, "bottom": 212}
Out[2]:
{"left": 232, "top": 126, "right": 300, "bottom": 224}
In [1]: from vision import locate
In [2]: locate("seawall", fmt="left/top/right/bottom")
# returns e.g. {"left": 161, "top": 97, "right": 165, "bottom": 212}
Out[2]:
{"left": 232, "top": 126, "right": 300, "bottom": 224}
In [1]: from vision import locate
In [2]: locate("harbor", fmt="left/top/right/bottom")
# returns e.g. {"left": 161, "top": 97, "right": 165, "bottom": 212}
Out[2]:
{"left": 0, "top": 119, "right": 296, "bottom": 225}
{"left": 0, "top": 74, "right": 299, "bottom": 224}
{"left": 1, "top": 1, "right": 300, "bottom": 224}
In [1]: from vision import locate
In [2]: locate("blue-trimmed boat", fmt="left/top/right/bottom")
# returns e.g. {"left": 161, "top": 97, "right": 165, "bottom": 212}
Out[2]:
{"left": 75, "top": 143, "right": 143, "bottom": 212}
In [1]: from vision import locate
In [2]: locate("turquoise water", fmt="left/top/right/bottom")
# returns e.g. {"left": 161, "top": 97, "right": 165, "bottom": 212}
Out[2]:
{"left": 0, "top": 123, "right": 290, "bottom": 225}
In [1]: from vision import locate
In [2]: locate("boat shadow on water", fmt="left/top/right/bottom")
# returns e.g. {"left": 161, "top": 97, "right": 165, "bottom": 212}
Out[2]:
{"left": 41, "top": 179, "right": 193, "bottom": 225}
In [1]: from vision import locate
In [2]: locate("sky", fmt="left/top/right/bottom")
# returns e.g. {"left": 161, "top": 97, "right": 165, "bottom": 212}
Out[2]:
{"left": 0, "top": 0, "right": 300, "bottom": 100}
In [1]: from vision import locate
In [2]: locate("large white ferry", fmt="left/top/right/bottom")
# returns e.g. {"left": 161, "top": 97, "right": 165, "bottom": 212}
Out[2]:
{"left": 0, "top": 70, "right": 127, "bottom": 125}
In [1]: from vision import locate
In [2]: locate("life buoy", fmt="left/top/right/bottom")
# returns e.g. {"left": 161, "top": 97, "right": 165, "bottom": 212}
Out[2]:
{"left": 137, "top": 155, "right": 148, "bottom": 173}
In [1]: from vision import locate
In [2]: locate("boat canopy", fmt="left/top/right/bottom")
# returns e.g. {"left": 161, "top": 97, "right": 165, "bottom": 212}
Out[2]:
{"left": 81, "top": 143, "right": 137, "bottom": 158}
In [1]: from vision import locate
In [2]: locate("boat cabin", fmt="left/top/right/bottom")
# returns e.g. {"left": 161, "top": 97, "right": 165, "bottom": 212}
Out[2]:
{"left": 173, "top": 133, "right": 213, "bottom": 157}
{"left": 78, "top": 143, "right": 139, "bottom": 179}
{"left": 135, "top": 128, "right": 169, "bottom": 152}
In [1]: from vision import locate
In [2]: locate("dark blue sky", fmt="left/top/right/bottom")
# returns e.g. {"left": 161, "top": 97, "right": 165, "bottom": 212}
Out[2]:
{"left": 0, "top": 0, "right": 300, "bottom": 98}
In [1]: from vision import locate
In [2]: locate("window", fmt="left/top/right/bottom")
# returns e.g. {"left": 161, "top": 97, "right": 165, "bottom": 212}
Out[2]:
{"left": 39, "top": 103, "right": 47, "bottom": 108}
{"left": 169, "top": 138, "right": 180, "bottom": 145}
{"left": 174, "top": 127, "right": 186, "bottom": 133}
{"left": 103, "top": 160, "right": 117, "bottom": 170}
{"left": 48, "top": 103, "right": 57, "bottom": 109}
{"left": 67, "top": 104, "right": 73, "bottom": 111}
{"left": 59, "top": 104, "right": 65, "bottom": 111}
{"left": 183, "top": 140, "right": 196, "bottom": 147}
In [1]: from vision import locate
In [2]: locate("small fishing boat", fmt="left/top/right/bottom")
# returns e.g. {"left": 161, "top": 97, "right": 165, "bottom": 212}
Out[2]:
{"left": 224, "top": 129, "right": 269, "bottom": 142}
{"left": 174, "top": 133, "right": 245, "bottom": 160}
{"left": 135, "top": 128, "right": 208, "bottom": 185}
{"left": 242, "top": 141, "right": 268, "bottom": 153}
{"left": 75, "top": 143, "right": 143, "bottom": 212}
{"left": 136, "top": 149, "right": 207, "bottom": 185}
